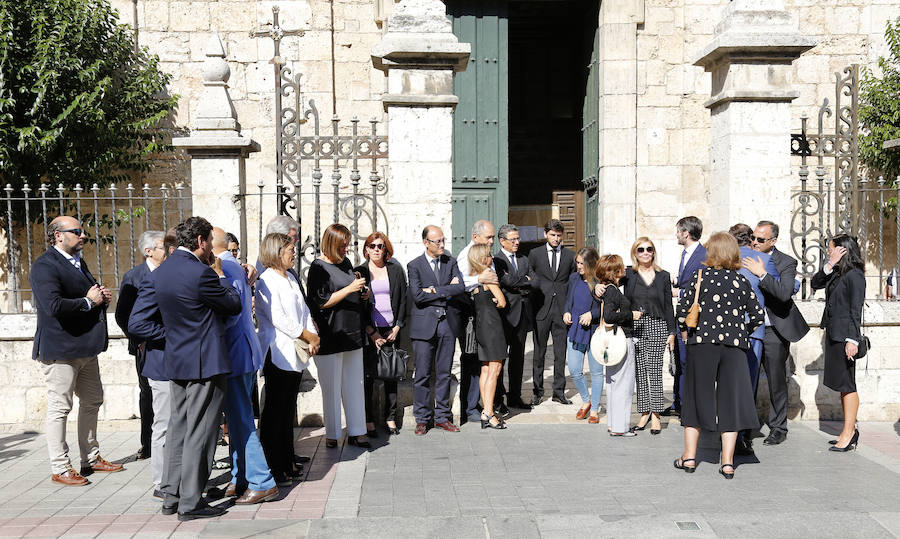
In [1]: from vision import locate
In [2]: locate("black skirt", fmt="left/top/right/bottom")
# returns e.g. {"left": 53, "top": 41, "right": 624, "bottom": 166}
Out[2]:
{"left": 823, "top": 335, "right": 857, "bottom": 392}
{"left": 681, "top": 343, "right": 759, "bottom": 432}
{"left": 473, "top": 287, "right": 508, "bottom": 362}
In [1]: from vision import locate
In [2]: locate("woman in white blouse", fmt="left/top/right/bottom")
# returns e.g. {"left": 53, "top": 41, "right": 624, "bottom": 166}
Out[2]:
{"left": 255, "top": 233, "right": 319, "bottom": 487}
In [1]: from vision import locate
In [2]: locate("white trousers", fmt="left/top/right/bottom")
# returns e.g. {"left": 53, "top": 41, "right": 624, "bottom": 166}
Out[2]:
{"left": 314, "top": 348, "right": 366, "bottom": 440}
{"left": 604, "top": 340, "right": 636, "bottom": 433}
{"left": 148, "top": 379, "right": 170, "bottom": 489}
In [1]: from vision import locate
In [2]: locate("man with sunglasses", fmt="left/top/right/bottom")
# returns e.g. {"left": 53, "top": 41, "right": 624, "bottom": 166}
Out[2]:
{"left": 30, "top": 216, "right": 122, "bottom": 486}
{"left": 742, "top": 220, "right": 810, "bottom": 446}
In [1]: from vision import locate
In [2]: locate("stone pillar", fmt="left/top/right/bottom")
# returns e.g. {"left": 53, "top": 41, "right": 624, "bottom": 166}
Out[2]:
{"left": 173, "top": 33, "right": 259, "bottom": 234}
{"left": 694, "top": 0, "right": 815, "bottom": 233}
{"left": 370, "top": 0, "right": 470, "bottom": 262}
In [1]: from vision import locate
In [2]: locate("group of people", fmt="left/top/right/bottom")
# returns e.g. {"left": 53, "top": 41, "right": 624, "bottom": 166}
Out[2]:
{"left": 30, "top": 208, "right": 867, "bottom": 515}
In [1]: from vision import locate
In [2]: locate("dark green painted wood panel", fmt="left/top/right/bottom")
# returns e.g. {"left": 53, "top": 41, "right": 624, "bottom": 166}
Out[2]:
{"left": 582, "top": 16, "right": 600, "bottom": 249}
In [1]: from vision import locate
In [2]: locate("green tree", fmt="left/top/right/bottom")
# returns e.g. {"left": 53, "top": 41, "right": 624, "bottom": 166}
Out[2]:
{"left": 860, "top": 16, "right": 900, "bottom": 183}
{"left": 0, "top": 0, "right": 178, "bottom": 192}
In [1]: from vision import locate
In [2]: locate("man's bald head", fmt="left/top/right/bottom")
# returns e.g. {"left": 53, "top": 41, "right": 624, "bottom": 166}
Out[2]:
{"left": 47, "top": 215, "right": 86, "bottom": 254}
{"left": 210, "top": 227, "right": 228, "bottom": 254}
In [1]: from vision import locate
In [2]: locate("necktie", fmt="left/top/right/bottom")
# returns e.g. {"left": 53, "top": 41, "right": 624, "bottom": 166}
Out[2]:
{"left": 551, "top": 248, "right": 558, "bottom": 274}
{"left": 678, "top": 249, "right": 687, "bottom": 280}
{"left": 510, "top": 253, "right": 517, "bottom": 272}
{"left": 71, "top": 255, "right": 81, "bottom": 270}
{"left": 432, "top": 258, "right": 440, "bottom": 279}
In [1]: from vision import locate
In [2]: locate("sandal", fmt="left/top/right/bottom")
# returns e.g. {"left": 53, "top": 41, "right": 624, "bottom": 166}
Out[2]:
{"left": 719, "top": 464, "right": 734, "bottom": 480}
{"left": 673, "top": 457, "right": 696, "bottom": 473}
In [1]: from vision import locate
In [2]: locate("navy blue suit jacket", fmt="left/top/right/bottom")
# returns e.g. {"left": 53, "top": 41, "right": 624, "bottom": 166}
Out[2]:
{"left": 150, "top": 249, "right": 242, "bottom": 380}
{"left": 115, "top": 262, "right": 151, "bottom": 357}
{"left": 676, "top": 243, "right": 708, "bottom": 296}
{"left": 127, "top": 272, "right": 167, "bottom": 381}
{"left": 406, "top": 253, "right": 466, "bottom": 340}
{"left": 29, "top": 248, "right": 108, "bottom": 361}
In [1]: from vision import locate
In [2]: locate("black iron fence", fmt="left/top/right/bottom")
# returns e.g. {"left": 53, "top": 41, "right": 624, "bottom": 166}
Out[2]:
{"left": 2, "top": 182, "right": 191, "bottom": 313}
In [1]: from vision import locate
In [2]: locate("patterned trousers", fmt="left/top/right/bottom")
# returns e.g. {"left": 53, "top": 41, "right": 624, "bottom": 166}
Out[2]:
{"left": 633, "top": 316, "right": 667, "bottom": 413}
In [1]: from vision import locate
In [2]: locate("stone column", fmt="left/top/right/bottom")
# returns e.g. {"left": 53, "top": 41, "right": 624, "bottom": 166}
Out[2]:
{"left": 694, "top": 0, "right": 815, "bottom": 233}
{"left": 173, "top": 33, "right": 259, "bottom": 234}
{"left": 370, "top": 0, "right": 470, "bottom": 262}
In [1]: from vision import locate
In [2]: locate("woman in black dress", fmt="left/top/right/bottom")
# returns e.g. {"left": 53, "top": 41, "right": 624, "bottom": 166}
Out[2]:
{"left": 307, "top": 224, "right": 370, "bottom": 448}
{"left": 810, "top": 234, "right": 866, "bottom": 451}
{"left": 674, "top": 232, "right": 764, "bottom": 479}
{"left": 468, "top": 243, "right": 508, "bottom": 429}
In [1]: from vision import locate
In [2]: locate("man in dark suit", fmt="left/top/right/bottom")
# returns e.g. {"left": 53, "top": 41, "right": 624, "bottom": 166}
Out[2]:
{"left": 115, "top": 230, "right": 165, "bottom": 461}
{"left": 665, "top": 216, "right": 707, "bottom": 416}
{"left": 150, "top": 216, "right": 242, "bottom": 521}
{"left": 528, "top": 219, "right": 576, "bottom": 406}
{"left": 494, "top": 224, "right": 535, "bottom": 409}
{"left": 407, "top": 225, "right": 466, "bottom": 435}
{"left": 742, "top": 220, "right": 810, "bottom": 446}
{"left": 30, "top": 216, "right": 123, "bottom": 486}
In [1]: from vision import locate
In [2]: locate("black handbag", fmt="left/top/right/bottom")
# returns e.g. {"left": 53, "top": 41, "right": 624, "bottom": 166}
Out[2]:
{"left": 852, "top": 335, "right": 870, "bottom": 360}
{"left": 375, "top": 343, "right": 409, "bottom": 381}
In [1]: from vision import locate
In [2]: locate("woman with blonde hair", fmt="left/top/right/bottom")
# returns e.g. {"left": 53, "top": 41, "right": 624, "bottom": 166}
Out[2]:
{"left": 621, "top": 237, "right": 677, "bottom": 434}
{"left": 674, "top": 232, "right": 764, "bottom": 479}
{"left": 256, "top": 233, "right": 319, "bottom": 486}
{"left": 307, "top": 224, "right": 369, "bottom": 448}
{"left": 467, "top": 243, "right": 508, "bottom": 429}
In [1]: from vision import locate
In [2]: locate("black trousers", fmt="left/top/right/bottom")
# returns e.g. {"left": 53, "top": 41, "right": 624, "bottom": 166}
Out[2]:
{"left": 681, "top": 343, "right": 759, "bottom": 432}
{"left": 760, "top": 326, "right": 790, "bottom": 435}
{"left": 259, "top": 353, "right": 301, "bottom": 478}
{"left": 497, "top": 316, "right": 528, "bottom": 404}
{"left": 363, "top": 326, "right": 399, "bottom": 424}
{"left": 532, "top": 306, "right": 567, "bottom": 398}
{"left": 135, "top": 355, "right": 154, "bottom": 453}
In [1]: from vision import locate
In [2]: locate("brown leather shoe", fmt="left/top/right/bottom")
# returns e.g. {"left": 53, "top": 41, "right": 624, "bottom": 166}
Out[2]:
{"left": 588, "top": 415, "right": 600, "bottom": 424}
{"left": 234, "top": 486, "right": 279, "bottom": 505}
{"left": 434, "top": 421, "right": 460, "bottom": 432}
{"left": 575, "top": 405, "right": 591, "bottom": 420}
{"left": 51, "top": 467, "right": 89, "bottom": 486}
{"left": 414, "top": 423, "right": 427, "bottom": 436}
{"left": 81, "top": 456, "right": 124, "bottom": 475}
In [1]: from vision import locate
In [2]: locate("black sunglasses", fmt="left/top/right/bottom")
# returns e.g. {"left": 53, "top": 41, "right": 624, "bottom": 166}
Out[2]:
{"left": 368, "top": 243, "right": 386, "bottom": 250}
{"left": 59, "top": 228, "right": 84, "bottom": 236}
{"left": 636, "top": 246, "right": 654, "bottom": 254}
{"left": 750, "top": 235, "right": 772, "bottom": 243}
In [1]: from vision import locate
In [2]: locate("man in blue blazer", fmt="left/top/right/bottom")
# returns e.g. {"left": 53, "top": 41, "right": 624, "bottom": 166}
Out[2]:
{"left": 30, "top": 216, "right": 122, "bottom": 486}
{"left": 665, "top": 216, "right": 707, "bottom": 416}
{"left": 407, "top": 225, "right": 466, "bottom": 435}
{"left": 150, "top": 217, "right": 242, "bottom": 521}
{"left": 115, "top": 230, "right": 166, "bottom": 461}
{"left": 211, "top": 227, "right": 277, "bottom": 504}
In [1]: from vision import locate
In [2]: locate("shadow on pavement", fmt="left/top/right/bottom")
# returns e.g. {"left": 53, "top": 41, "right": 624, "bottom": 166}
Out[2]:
{"left": 0, "top": 431, "right": 38, "bottom": 465}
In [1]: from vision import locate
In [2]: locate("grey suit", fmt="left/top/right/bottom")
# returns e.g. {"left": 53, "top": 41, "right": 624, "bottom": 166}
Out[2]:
{"left": 757, "top": 247, "right": 810, "bottom": 435}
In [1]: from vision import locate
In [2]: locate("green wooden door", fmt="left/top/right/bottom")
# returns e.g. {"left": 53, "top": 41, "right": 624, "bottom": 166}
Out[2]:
{"left": 447, "top": 0, "right": 509, "bottom": 253}
{"left": 582, "top": 20, "right": 600, "bottom": 249}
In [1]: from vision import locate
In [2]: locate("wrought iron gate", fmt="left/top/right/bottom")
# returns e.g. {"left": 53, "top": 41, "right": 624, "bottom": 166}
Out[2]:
{"left": 251, "top": 7, "right": 389, "bottom": 282}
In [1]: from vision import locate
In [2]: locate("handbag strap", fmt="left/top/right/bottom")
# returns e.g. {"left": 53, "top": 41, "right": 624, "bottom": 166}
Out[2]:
{"left": 692, "top": 269, "right": 703, "bottom": 304}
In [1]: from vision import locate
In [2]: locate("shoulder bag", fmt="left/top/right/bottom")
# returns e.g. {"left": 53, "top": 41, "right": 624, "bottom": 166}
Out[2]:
{"left": 590, "top": 298, "right": 628, "bottom": 367}
{"left": 684, "top": 269, "right": 703, "bottom": 329}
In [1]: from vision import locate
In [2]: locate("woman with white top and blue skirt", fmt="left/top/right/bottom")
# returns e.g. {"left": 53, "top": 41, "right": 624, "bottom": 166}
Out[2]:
{"left": 255, "top": 233, "right": 319, "bottom": 486}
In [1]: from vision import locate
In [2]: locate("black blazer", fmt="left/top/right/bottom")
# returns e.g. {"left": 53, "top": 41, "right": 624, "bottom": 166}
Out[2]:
{"left": 528, "top": 244, "right": 576, "bottom": 321}
{"left": 621, "top": 266, "right": 677, "bottom": 336}
{"left": 406, "top": 253, "right": 466, "bottom": 340}
{"left": 355, "top": 259, "right": 408, "bottom": 329}
{"left": 597, "top": 284, "right": 633, "bottom": 338}
{"left": 757, "top": 247, "right": 810, "bottom": 342}
{"left": 493, "top": 250, "right": 534, "bottom": 327}
{"left": 151, "top": 249, "right": 241, "bottom": 380}
{"left": 810, "top": 266, "right": 865, "bottom": 342}
{"left": 29, "top": 248, "right": 108, "bottom": 361}
{"left": 115, "top": 262, "right": 151, "bottom": 357}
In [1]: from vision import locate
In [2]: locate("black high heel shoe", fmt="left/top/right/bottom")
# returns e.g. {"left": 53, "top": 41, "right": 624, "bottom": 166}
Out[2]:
{"left": 719, "top": 464, "right": 735, "bottom": 480}
{"left": 673, "top": 457, "right": 696, "bottom": 473}
{"left": 347, "top": 436, "right": 371, "bottom": 448}
{"left": 633, "top": 415, "right": 650, "bottom": 431}
{"left": 829, "top": 429, "right": 859, "bottom": 452}
{"left": 481, "top": 413, "right": 507, "bottom": 430}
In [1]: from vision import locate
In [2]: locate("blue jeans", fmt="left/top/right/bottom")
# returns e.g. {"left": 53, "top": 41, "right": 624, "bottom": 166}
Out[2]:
{"left": 566, "top": 340, "right": 604, "bottom": 410}
{"left": 225, "top": 372, "right": 276, "bottom": 491}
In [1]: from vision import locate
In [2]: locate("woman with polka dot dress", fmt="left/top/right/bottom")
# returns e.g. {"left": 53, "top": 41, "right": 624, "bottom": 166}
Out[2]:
{"left": 672, "top": 232, "right": 765, "bottom": 479}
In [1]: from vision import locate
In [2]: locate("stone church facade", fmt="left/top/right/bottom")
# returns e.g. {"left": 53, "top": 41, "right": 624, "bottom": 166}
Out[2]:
{"left": 107, "top": 0, "right": 898, "bottom": 270}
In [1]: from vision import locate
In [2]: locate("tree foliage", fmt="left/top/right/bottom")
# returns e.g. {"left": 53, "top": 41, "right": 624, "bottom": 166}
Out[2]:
{"left": 860, "top": 16, "right": 900, "bottom": 183}
{"left": 0, "top": 0, "right": 178, "bottom": 191}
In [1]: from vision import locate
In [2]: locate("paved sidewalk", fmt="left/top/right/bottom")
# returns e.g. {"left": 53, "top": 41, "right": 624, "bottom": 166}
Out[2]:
{"left": 0, "top": 416, "right": 898, "bottom": 538}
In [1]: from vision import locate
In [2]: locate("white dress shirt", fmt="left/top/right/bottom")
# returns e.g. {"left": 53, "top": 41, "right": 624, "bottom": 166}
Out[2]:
{"left": 255, "top": 269, "right": 318, "bottom": 372}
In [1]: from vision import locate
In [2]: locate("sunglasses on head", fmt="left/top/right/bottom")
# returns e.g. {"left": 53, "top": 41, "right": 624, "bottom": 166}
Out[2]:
{"left": 636, "top": 246, "right": 654, "bottom": 254}
{"left": 750, "top": 235, "right": 772, "bottom": 243}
